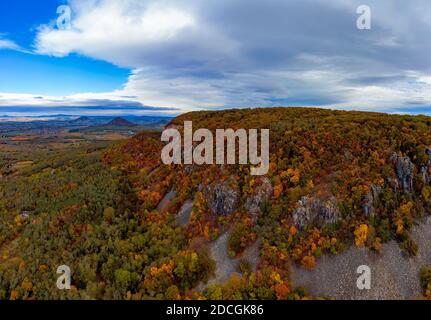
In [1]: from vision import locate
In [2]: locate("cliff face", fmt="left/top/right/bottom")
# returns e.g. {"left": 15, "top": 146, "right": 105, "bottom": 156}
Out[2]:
{"left": 362, "top": 184, "right": 382, "bottom": 218}
{"left": 292, "top": 196, "right": 341, "bottom": 229}
{"left": 245, "top": 177, "right": 273, "bottom": 222}
{"left": 420, "top": 147, "right": 431, "bottom": 185}
{"left": 390, "top": 153, "right": 415, "bottom": 193}
{"left": 206, "top": 179, "right": 239, "bottom": 216}
{"left": 388, "top": 148, "right": 431, "bottom": 196}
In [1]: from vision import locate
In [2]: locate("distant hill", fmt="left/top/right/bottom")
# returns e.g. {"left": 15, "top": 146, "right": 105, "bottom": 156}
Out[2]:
{"left": 105, "top": 117, "right": 137, "bottom": 127}
{"left": 72, "top": 116, "right": 91, "bottom": 122}
{"left": 69, "top": 116, "right": 93, "bottom": 125}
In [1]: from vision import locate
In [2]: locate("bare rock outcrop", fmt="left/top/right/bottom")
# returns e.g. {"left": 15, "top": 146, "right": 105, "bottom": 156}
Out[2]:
{"left": 292, "top": 196, "right": 341, "bottom": 229}
{"left": 420, "top": 166, "right": 430, "bottom": 185}
{"left": 362, "top": 184, "right": 382, "bottom": 218}
{"left": 420, "top": 147, "right": 431, "bottom": 185}
{"left": 206, "top": 179, "right": 238, "bottom": 216}
{"left": 245, "top": 177, "right": 273, "bottom": 222}
{"left": 390, "top": 152, "right": 414, "bottom": 193}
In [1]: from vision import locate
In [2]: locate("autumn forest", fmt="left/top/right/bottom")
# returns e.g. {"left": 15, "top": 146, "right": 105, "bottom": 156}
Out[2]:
{"left": 1, "top": 107, "right": 431, "bottom": 300}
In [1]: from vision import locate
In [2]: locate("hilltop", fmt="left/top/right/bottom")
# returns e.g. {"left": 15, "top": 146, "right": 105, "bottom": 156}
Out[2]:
{"left": 105, "top": 107, "right": 431, "bottom": 297}
{"left": 105, "top": 117, "right": 137, "bottom": 127}
{"left": 69, "top": 116, "right": 91, "bottom": 124}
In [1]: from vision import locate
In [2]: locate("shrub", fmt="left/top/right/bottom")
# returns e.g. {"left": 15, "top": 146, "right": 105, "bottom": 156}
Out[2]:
{"left": 238, "top": 259, "right": 252, "bottom": 273}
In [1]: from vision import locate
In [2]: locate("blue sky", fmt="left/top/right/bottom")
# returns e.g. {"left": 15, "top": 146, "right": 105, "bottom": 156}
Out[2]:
{"left": 0, "top": 0, "right": 431, "bottom": 116}
{"left": 0, "top": 51, "right": 129, "bottom": 95}
{"left": 0, "top": 0, "right": 130, "bottom": 95}
{"left": 0, "top": 0, "right": 144, "bottom": 116}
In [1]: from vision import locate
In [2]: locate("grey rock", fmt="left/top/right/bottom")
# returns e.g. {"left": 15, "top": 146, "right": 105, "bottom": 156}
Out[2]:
{"left": 362, "top": 184, "right": 382, "bottom": 218}
{"left": 245, "top": 177, "right": 273, "bottom": 222}
{"left": 420, "top": 148, "right": 431, "bottom": 184}
{"left": 390, "top": 153, "right": 414, "bottom": 193}
{"left": 206, "top": 179, "right": 238, "bottom": 216}
{"left": 292, "top": 196, "right": 341, "bottom": 229}
{"left": 420, "top": 165, "right": 430, "bottom": 185}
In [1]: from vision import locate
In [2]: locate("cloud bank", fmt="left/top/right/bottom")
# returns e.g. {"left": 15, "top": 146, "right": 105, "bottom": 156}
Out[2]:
{"left": 4, "top": 0, "right": 431, "bottom": 114}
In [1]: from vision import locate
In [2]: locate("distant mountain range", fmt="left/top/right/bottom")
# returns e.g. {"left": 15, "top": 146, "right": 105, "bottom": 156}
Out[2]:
{"left": 0, "top": 115, "right": 173, "bottom": 135}
{"left": 0, "top": 114, "right": 172, "bottom": 124}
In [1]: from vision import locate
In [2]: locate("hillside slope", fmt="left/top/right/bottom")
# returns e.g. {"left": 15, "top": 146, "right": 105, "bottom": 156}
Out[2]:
{"left": 104, "top": 107, "right": 431, "bottom": 298}
{"left": 2, "top": 107, "right": 431, "bottom": 300}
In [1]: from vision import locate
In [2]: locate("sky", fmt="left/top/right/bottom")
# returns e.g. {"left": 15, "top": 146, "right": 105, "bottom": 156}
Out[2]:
{"left": 0, "top": 0, "right": 430, "bottom": 117}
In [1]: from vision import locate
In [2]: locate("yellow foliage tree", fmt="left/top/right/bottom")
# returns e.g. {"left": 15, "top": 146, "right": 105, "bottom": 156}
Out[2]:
{"left": 354, "top": 224, "right": 369, "bottom": 247}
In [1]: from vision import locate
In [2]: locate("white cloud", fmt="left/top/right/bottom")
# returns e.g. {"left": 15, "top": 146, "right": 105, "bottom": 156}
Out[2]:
{"left": 0, "top": 37, "right": 25, "bottom": 52}
{"left": 35, "top": 1, "right": 204, "bottom": 66}
{"left": 7, "top": 0, "right": 431, "bottom": 113}
{"left": 0, "top": 38, "right": 19, "bottom": 50}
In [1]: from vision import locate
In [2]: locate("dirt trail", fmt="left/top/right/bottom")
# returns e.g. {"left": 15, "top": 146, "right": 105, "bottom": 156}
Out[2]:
{"left": 176, "top": 200, "right": 193, "bottom": 227}
{"left": 196, "top": 232, "right": 261, "bottom": 291}
{"left": 290, "top": 217, "right": 431, "bottom": 299}
{"left": 156, "top": 189, "right": 176, "bottom": 212}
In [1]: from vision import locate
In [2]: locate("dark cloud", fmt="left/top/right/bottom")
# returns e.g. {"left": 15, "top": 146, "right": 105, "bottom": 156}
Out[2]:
{"left": 0, "top": 99, "right": 177, "bottom": 114}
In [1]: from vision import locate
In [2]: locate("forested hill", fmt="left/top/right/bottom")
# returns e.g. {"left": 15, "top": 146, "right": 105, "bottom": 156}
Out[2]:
{"left": 2, "top": 107, "right": 431, "bottom": 300}
{"left": 102, "top": 107, "right": 431, "bottom": 299}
